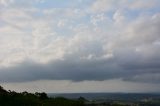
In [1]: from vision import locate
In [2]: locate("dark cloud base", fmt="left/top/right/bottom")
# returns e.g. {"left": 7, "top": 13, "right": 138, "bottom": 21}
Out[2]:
{"left": 0, "top": 56, "right": 160, "bottom": 83}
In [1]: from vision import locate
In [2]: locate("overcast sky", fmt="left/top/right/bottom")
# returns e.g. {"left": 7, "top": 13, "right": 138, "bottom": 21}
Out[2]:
{"left": 0, "top": 0, "right": 160, "bottom": 93}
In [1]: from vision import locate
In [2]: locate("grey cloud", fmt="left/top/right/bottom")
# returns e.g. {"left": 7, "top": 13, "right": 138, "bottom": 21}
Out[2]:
{"left": 123, "top": 73, "right": 160, "bottom": 83}
{"left": 0, "top": 58, "right": 122, "bottom": 82}
{"left": 0, "top": 49, "right": 160, "bottom": 83}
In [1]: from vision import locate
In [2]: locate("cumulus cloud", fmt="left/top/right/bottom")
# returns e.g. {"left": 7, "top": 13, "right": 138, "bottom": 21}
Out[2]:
{"left": 0, "top": 0, "right": 160, "bottom": 85}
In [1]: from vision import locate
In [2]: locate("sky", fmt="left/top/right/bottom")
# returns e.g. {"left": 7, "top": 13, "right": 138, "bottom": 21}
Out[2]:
{"left": 0, "top": 0, "right": 160, "bottom": 93}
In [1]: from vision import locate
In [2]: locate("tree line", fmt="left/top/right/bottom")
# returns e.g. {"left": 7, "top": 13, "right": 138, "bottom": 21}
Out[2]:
{"left": 0, "top": 85, "right": 85, "bottom": 106}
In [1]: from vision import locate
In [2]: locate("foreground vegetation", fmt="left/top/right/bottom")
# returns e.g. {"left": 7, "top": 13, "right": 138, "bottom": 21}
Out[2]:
{"left": 0, "top": 86, "right": 85, "bottom": 106}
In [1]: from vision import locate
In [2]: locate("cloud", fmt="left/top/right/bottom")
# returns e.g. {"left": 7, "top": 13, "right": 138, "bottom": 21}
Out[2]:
{"left": 89, "top": 0, "right": 116, "bottom": 13}
{"left": 2, "top": 79, "right": 160, "bottom": 93}
{"left": 0, "top": 0, "right": 14, "bottom": 6}
{"left": 0, "top": 0, "right": 160, "bottom": 85}
{"left": 128, "top": 0, "right": 159, "bottom": 10}
{"left": 89, "top": 0, "right": 160, "bottom": 13}
{"left": 124, "top": 73, "right": 160, "bottom": 83}
{"left": 113, "top": 10, "right": 125, "bottom": 25}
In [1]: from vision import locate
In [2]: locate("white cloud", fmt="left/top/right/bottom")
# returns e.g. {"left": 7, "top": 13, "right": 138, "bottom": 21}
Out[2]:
{"left": 89, "top": 0, "right": 115, "bottom": 13}
{"left": 0, "top": 0, "right": 14, "bottom": 6}
{"left": 35, "top": 0, "right": 45, "bottom": 3}
{"left": 113, "top": 10, "right": 125, "bottom": 25}
{"left": 128, "top": 0, "right": 158, "bottom": 10}
{"left": 89, "top": 0, "right": 160, "bottom": 14}
{"left": 90, "top": 13, "right": 106, "bottom": 25}
{"left": 57, "top": 19, "right": 67, "bottom": 28}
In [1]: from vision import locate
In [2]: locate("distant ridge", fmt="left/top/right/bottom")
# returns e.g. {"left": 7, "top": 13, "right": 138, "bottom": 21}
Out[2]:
{"left": 48, "top": 92, "right": 160, "bottom": 100}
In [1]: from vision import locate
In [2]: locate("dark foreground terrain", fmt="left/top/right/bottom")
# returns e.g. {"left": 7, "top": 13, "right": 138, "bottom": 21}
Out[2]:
{"left": 0, "top": 86, "right": 84, "bottom": 106}
{"left": 0, "top": 86, "right": 160, "bottom": 106}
